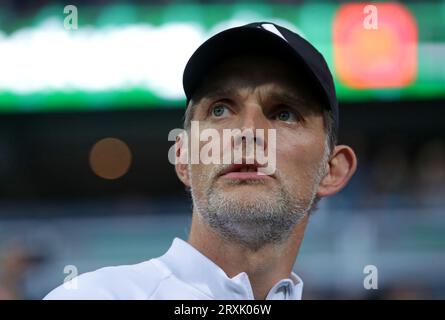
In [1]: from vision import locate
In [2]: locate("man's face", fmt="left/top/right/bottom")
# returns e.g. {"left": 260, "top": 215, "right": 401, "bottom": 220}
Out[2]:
{"left": 183, "top": 55, "right": 330, "bottom": 250}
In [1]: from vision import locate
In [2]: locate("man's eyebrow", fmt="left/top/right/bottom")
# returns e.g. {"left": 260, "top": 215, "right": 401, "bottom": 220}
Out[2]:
{"left": 196, "top": 87, "right": 314, "bottom": 112}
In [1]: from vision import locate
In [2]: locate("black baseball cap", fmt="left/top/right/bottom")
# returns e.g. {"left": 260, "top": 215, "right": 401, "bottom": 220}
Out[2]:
{"left": 182, "top": 21, "right": 338, "bottom": 131}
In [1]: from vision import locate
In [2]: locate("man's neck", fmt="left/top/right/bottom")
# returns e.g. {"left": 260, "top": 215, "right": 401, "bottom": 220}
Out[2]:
{"left": 187, "top": 213, "right": 309, "bottom": 300}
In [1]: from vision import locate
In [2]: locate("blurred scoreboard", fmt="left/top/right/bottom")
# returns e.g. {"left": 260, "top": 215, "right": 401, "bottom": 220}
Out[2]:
{"left": 0, "top": 2, "right": 444, "bottom": 112}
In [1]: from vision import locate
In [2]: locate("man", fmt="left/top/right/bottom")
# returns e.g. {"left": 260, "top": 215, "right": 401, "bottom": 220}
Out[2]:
{"left": 45, "top": 22, "right": 357, "bottom": 300}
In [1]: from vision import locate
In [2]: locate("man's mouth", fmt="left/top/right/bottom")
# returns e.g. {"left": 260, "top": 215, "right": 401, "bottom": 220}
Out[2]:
{"left": 218, "top": 164, "right": 274, "bottom": 180}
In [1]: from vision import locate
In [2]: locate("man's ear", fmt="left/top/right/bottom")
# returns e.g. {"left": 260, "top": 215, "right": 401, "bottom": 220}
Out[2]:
{"left": 175, "top": 132, "right": 191, "bottom": 188}
{"left": 317, "top": 145, "right": 357, "bottom": 198}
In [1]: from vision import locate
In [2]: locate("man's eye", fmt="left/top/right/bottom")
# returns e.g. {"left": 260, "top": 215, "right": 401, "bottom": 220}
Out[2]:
{"left": 275, "top": 110, "right": 298, "bottom": 122}
{"left": 211, "top": 104, "right": 230, "bottom": 118}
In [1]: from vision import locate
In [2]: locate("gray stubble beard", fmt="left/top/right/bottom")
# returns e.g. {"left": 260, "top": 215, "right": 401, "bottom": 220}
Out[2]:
{"left": 189, "top": 146, "right": 329, "bottom": 251}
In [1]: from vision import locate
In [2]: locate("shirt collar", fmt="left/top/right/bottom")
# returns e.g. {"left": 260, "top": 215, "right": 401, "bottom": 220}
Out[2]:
{"left": 157, "top": 237, "right": 303, "bottom": 300}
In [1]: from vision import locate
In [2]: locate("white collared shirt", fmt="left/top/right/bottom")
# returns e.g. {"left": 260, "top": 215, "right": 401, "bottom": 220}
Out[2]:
{"left": 44, "top": 237, "right": 303, "bottom": 300}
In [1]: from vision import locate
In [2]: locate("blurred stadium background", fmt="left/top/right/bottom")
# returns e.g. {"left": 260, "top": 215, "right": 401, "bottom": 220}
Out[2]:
{"left": 0, "top": 0, "right": 444, "bottom": 299}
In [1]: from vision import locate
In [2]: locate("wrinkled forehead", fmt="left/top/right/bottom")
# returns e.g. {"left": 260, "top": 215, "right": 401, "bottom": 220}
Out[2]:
{"left": 191, "top": 54, "right": 321, "bottom": 106}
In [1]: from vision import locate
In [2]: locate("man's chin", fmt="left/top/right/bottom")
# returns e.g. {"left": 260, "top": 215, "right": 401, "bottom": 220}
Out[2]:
{"left": 217, "top": 181, "right": 272, "bottom": 194}
{"left": 214, "top": 185, "right": 277, "bottom": 205}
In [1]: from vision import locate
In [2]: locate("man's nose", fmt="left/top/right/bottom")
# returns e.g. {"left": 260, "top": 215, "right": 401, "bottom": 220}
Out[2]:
{"left": 236, "top": 104, "right": 270, "bottom": 152}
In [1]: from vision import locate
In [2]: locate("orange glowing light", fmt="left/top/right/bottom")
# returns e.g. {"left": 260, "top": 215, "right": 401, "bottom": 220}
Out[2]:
{"left": 333, "top": 3, "right": 418, "bottom": 89}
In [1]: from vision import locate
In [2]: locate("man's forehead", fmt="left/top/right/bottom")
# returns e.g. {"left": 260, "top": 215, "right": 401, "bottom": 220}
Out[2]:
{"left": 190, "top": 53, "right": 323, "bottom": 110}
{"left": 200, "top": 83, "right": 307, "bottom": 105}
{"left": 195, "top": 73, "right": 315, "bottom": 109}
